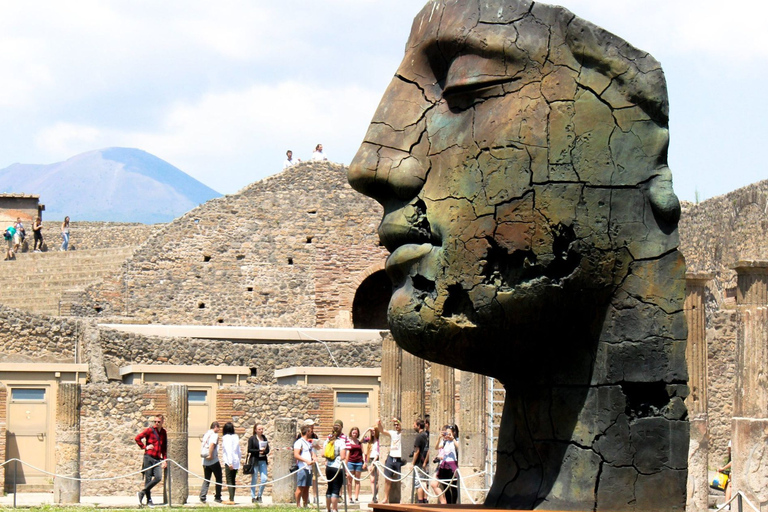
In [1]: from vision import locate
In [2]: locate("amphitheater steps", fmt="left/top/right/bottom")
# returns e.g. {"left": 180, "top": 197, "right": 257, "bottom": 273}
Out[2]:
{"left": 0, "top": 247, "right": 134, "bottom": 316}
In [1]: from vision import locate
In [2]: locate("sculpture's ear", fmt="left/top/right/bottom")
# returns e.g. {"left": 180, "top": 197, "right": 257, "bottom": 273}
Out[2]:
{"left": 565, "top": 16, "right": 669, "bottom": 127}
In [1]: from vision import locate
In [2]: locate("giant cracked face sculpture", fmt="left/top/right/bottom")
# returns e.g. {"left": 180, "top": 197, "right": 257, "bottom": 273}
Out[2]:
{"left": 349, "top": 0, "right": 680, "bottom": 381}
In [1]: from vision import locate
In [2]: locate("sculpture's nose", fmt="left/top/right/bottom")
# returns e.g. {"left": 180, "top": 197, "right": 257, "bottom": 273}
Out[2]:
{"left": 348, "top": 143, "right": 428, "bottom": 205}
{"left": 348, "top": 76, "right": 431, "bottom": 205}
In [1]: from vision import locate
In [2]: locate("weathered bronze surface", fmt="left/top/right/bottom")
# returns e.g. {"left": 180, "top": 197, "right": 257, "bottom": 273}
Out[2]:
{"left": 348, "top": 1, "right": 687, "bottom": 510}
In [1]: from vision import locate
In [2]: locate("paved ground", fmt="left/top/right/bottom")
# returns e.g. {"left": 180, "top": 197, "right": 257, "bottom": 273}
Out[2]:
{"left": 0, "top": 493, "right": 374, "bottom": 508}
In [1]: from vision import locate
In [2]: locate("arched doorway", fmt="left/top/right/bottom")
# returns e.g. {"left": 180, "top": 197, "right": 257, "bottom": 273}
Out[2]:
{"left": 352, "top": 270, "right": 391, "bottom": 329}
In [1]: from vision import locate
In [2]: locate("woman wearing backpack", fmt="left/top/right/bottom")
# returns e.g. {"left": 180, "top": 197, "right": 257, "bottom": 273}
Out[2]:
{"left": 323, "top": 422, "right": 347, "bottom": 512}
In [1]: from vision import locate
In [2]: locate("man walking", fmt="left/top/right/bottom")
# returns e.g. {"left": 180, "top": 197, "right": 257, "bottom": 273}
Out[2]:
{"left": 199, "top": 421, "right": 223, "bottom": 503}
{"left": 412, "top": 419, "right": 429, "bottom": 503}
{"left": 135, "top": 414, "right": 168, "bottom": 507}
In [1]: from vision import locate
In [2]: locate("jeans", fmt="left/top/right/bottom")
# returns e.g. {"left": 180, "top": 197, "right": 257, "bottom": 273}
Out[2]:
{"left": 61, "top": 232, "right": 69, "bottom": 251}
{"left": 225, "top": 464, "right": 238, "bottom": 501}
{"left": 250, "top": 460, "right": 268, "bottom": 499}
{"left": 141, "top": 454, "right": 163, "bottom": 501}
{"left": 200, "top": 462, "right": 222, "bottom": 501}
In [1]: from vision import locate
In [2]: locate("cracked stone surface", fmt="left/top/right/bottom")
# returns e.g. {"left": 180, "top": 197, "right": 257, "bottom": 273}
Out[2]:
{"left": 348, "top": 0, "right": 688, "bottom": 510}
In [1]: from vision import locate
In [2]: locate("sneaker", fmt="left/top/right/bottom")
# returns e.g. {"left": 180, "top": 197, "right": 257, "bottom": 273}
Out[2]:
{"left": 214, "top": 498, "right": 223, "bottom": 503}
{"left": 137, "top": 491, "right": 145, "bottom": 505}
{"left": 147, "top": 500, "right": 156, "bottom": 508}
{"left": 252, "top": 498, "right": 257, "bottom": 504}
{"left": 256, "top": 497, "right": 262, "bottom": 503}
{"left": 200, "top": 497, "right": 207, "bottom": 503}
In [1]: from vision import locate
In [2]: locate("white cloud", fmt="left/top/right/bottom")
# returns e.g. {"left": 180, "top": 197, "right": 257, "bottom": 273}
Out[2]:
{"left": 35, "top": 122, "right": 101, "bottom": 155}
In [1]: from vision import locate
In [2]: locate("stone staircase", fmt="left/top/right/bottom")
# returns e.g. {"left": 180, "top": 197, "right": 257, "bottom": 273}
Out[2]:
{"left": 0, "top": 247, "right": 134, "bottom": 316}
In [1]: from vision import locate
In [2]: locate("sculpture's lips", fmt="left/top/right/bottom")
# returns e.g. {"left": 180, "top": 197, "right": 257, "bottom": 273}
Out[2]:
{"left": 385, "top": 243, "right": 434, "bottom": 284}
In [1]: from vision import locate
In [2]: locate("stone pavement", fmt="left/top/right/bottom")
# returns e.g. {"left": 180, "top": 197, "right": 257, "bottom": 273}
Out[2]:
{"left": 0, "top": 493, "right": 374, "bottom": 508}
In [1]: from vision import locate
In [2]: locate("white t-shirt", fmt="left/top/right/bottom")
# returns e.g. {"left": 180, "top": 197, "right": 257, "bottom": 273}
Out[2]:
{"left": 294, "top": 437, "right": 313, "bottom": 471}
{"left": 311, "top": 151, "right": 327, "bottom": 162}
{"left": 283, "top": 158, "right": 297, "bottom": 169}
{"left": 387, "top": 430, "right": 402, "bottom": 458}
{"left": 201, "top": 430, "right": 219, "bottom": 466}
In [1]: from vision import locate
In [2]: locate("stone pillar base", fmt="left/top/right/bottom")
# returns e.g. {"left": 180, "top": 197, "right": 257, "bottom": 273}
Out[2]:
{"left": 687, "top": 415, "right": 709, "bottom": 512}
{"left": 732, "top": 418, "right": 768, "bottom": 512}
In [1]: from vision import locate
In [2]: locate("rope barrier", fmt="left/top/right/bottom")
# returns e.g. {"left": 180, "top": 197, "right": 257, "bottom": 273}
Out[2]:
{"left": 0, "top": 455, "right": 491, "bottom": 502}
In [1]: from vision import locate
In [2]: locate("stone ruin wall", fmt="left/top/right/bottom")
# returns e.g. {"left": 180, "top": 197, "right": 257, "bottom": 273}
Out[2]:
{"left": 80, "top": 383, "right": 333, "bottom": 496}
{"left": 66, "top": 222, "right": 158, "bottom": 251}
{"left": 680, "top": 180, "right": 768, "bottom": 306}
{"left": 0, "top": 304, "right": 79, "bottom": 362}
{"left": 96, "top": 327, "right": 382, "bottom": 386}
{"left": 69, "top": 162, "right": 388, "bottom": 327}
{"left": 678, "top": 181, "right": 768, "bottom": 470}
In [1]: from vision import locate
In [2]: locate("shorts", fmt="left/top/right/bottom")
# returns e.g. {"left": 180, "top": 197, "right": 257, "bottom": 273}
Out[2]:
{"left": 383, "top": 455, "right": 403, "bottom": 480}
{"left": 414, "top": 464, "right": 426, "bottom": 486}
{"left": 347, "top": 462, "right": 363, "bottom": 472}
{"left": 12, "top": 233, "right": 20, "bottom": 245}
{"left": 325, "top": 465, "right": 345, "bottom": 498}
{"left": 297, "top": 467, "right": 313, "bottom": 487}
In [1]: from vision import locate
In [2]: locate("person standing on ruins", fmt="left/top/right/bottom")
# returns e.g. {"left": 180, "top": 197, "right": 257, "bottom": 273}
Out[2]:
{"left": 247, "top": 423, "right": 270, "bottom": 503}
{"left": 294, "top": 424, "right": 316, "bottom": 508}
{"left": 32, "top": 216, "right": 43, "bottom": 252}
{"left": 311, "top": 144, "right": 328, "bottom": 162}
{"left": 60, "top": 216, "right": 70, "bottom": 251}
{"left": 284, "top": 150, "right": 300, "bottom": 168}
{"left": 199, "top": 421, "right": 223, "bottom": 504}
{"left": 13, "top": 217, "right": 24, "bottom": 254}
{"left": 135, "top": 414, "right": 168, "bottom": 507}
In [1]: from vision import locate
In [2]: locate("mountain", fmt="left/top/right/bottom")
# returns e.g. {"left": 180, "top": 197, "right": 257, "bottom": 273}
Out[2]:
{"left": 0, "top": 148, "right": 221, "bottom": 223}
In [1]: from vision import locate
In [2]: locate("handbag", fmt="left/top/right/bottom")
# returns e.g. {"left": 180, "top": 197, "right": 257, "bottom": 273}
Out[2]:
{"left": 709, "top": 471, "right": 729, "bottom": 491}
{"left": 290, "top": 463, "right": 299, "bottom": 473}
{"left": 243, "top": 455, "right": 254, "bottom": 475}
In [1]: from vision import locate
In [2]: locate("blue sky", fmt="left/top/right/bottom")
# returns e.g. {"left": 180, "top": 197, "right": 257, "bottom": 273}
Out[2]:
{"left": 0, "top": 0, "right": 766, "bottom": 202}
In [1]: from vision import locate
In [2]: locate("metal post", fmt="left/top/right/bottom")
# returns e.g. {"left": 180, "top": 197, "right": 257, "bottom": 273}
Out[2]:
{"left": 456, "top": 471, "right": 461, "bottom": 504}
{"left": 167, "top": 462, "right": 172, "bottom": 507}
{"left": 410, "top": 468, "right": 416, "bottom": 503}
{"left": 13, "top": 459, "right": 17, "bottom": 508}
{"left": 342, "top": 466, "right": 348, "bottom": 512}
{"left": 737, "top": 492, "right": 743, "bottom": 512}
{"left": 315, "top": 463, "right": 321, "bottom": 512}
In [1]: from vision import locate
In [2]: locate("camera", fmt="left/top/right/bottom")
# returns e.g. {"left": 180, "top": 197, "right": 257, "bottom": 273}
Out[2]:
{"left": 433, "top": 457, "right": 440, "bottom": 464}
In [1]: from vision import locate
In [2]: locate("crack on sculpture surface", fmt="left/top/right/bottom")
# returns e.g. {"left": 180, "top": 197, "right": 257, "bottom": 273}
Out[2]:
{"left": 347, "top": 0, "right": 687, "bottom": 509}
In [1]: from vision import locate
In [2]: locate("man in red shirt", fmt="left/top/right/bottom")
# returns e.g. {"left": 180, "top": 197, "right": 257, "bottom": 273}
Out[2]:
{"left": 135, "top": 414, "right": 168, "bottom": 506}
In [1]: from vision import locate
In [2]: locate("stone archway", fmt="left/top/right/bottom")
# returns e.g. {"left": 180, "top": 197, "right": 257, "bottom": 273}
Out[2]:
{"left": 352, "top": 270, "right": 391, "bottom": 329}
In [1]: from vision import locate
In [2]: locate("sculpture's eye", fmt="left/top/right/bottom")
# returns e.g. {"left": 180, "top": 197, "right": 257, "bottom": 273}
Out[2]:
{"left": 442, "top": 53, "right": 514, "bottom": 98}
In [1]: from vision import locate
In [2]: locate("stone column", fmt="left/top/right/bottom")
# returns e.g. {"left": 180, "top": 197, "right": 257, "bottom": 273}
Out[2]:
{"left": 731, "top": 262, "right": 768, "bottom": 511}
{"left": 54, "top": 383, "right": 80, "bottom": 504}
{"left": 272, "top": 418, "right": 297, "bottom": 503}
{"left": 0, "top": 383, "right": 7, "bottom": 494}
{"left": 733, "top": 260, "right": 768, "bottom": 306}
{"left": 430, "top": 363, "right": 455, "bottom": 439}
{"left": 685, "top": 273, "right": 712, "bottom": 512}
{"left": 399, "top": 350, "right": 424, "bottom": 504}
{"left": 459, "top": 371, "right": 486, "bottom": 502}
{"left": 378, "top": 334, "right": 402, "bottom": 503}
{"left": 166, "top": 384, "right": 188, "bottom": 505}
{"left": 380, "top": 334, "right": 402, "bottom": 424}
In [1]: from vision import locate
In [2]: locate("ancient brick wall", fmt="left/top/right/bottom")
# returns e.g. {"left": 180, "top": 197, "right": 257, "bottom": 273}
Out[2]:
{"left": 45, "top": 221, "right": 156, "bottom": 251}
{"left": 679, "top": 180, "right": 768, "bottom": 306}
{"left": 0, "top": 304, "right": 79, "bottom": 362}
{"left": 96, "top": 327, "right": 381, "bottom": 386}
{"left": 70, "top": 162, "right": 384, "bottom": 327}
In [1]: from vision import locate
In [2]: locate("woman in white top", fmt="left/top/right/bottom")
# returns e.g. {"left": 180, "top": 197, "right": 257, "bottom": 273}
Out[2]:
{"left": 221, "top": 422, "right": 242, "bottom": 504}
{"left": 431, "top": 424, "right": 459, "bottom": 504}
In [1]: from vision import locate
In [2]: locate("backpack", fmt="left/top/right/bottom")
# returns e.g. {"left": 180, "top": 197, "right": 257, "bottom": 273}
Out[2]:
{"left": 201, "top": 431, "right": 214, "bottom": 457}
{"left": 324, "top": 439, "right": 336, "bottom": 460}
{"left": 3, "top": 229, "right": 11, "bottom": 241}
